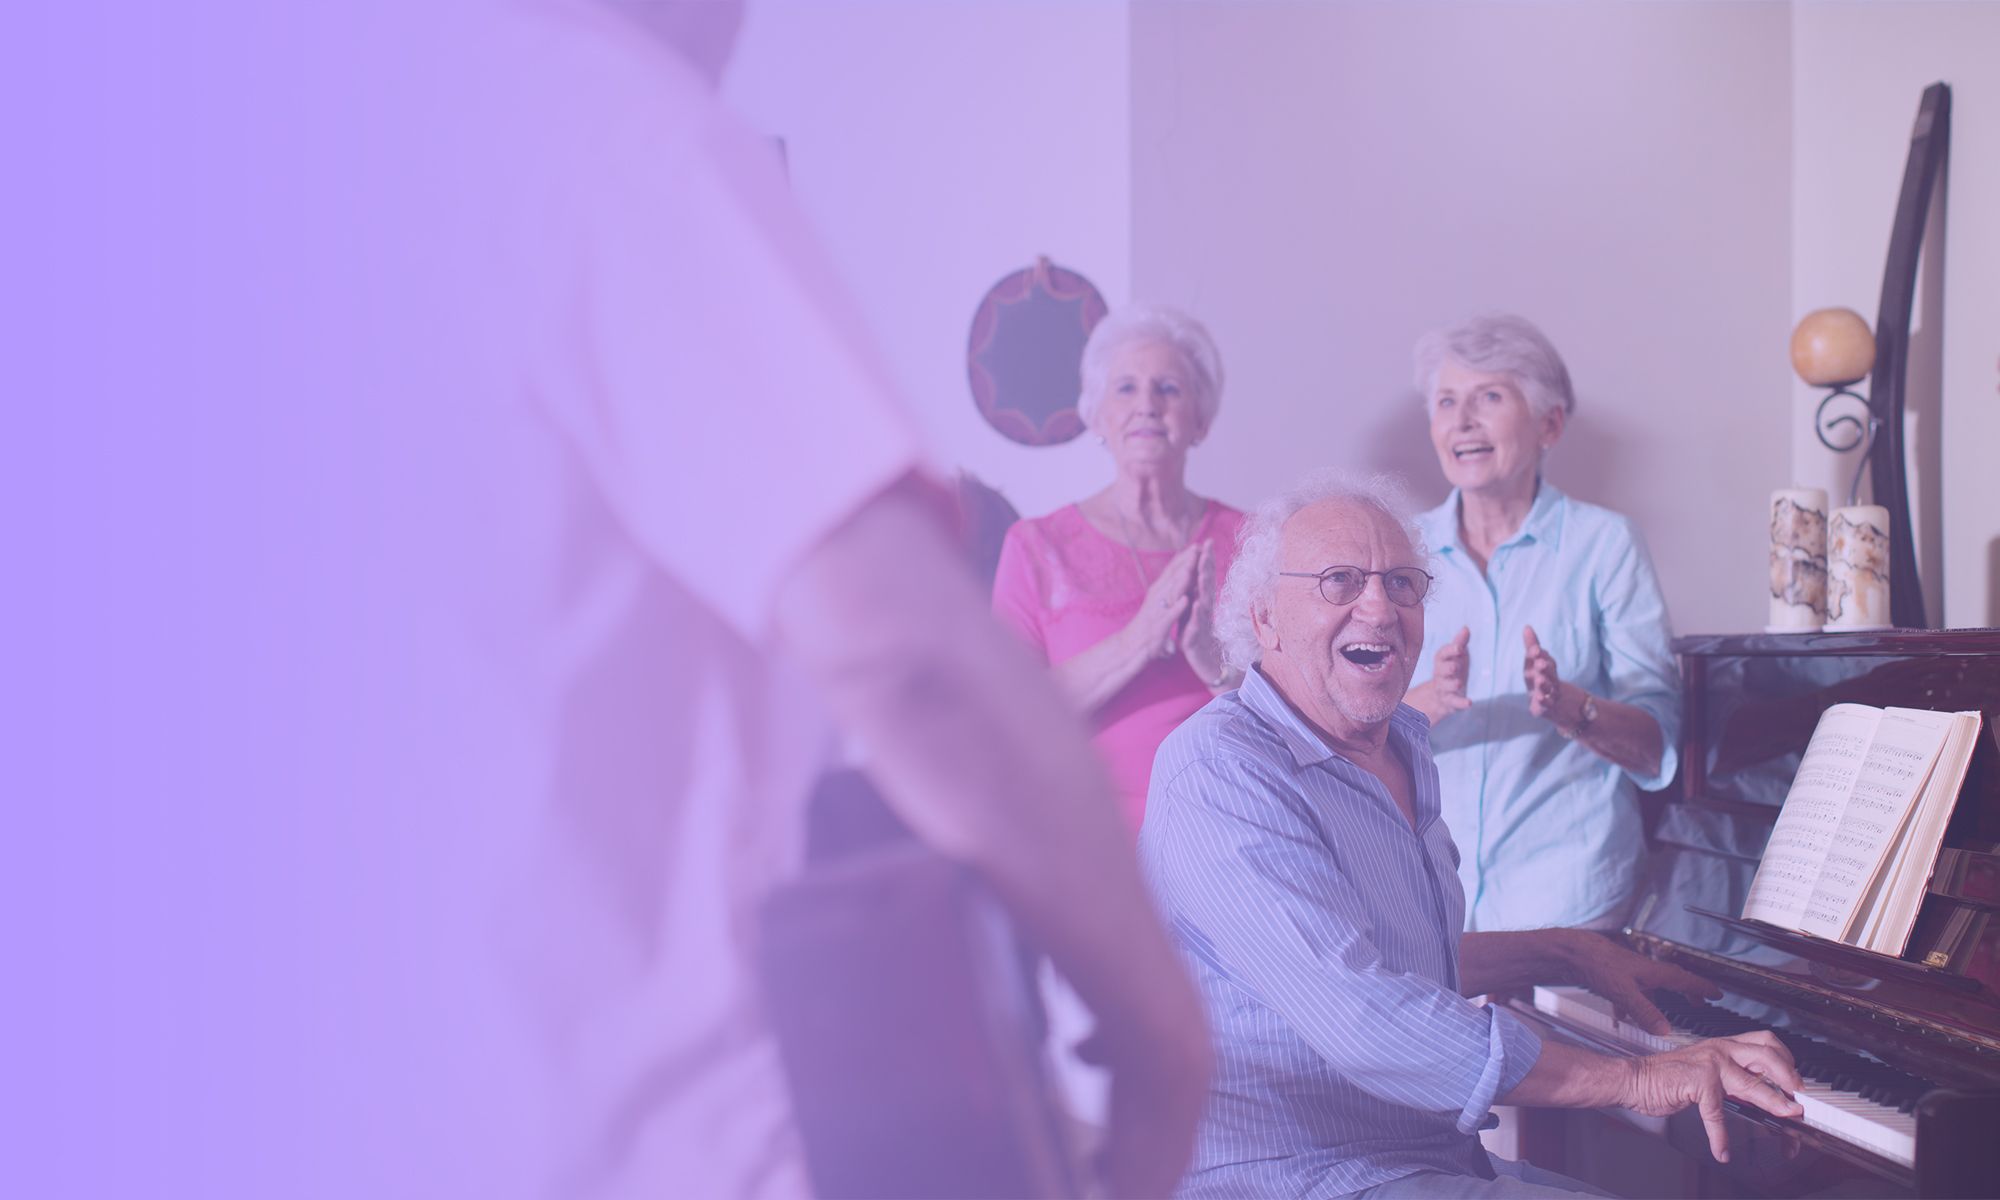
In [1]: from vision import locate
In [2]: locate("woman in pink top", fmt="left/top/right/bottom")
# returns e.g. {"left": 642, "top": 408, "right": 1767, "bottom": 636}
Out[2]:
{"left": 993, "top": 306, "right": 1245, "bottom": 830}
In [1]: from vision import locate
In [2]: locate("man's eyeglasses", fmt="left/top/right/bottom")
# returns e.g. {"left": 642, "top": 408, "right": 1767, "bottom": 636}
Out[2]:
{"left": 1277, "top": 566, "right": 1433, "bottom": 608}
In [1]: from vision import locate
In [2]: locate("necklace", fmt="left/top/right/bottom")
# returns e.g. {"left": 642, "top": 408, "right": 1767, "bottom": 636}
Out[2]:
{"left": 1115, "top": 502, "right": 1200, "bottom": 607}
{"left": 1114, "top": 499, "right": 1214, "bottom": 670}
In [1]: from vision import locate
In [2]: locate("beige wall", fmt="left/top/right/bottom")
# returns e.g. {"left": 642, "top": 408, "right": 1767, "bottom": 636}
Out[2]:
{"left": 725, "top": 0, "right": 1135, "bottom": 522}
{"left": 1130, "top": 0, "right": 1796, "bottom": 637}
{"left": 1791, "top": 1, "right": 2000, "bottom": 628}
{"left": 727, "top": 0, "right": 1992, "bottom": 633}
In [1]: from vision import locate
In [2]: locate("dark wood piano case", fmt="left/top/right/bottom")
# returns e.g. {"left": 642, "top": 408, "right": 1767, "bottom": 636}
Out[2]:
{"left": 1524, "top": 629, "right": 2000, "bottom": 1198}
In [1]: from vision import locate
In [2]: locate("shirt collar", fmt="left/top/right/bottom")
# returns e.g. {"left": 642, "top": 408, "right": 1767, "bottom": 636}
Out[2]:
{"left": 1238, "top": 665, "right": 1432, "bottom": 773}
{"left": 1430, "top": 480, "right": 1567, "bottom": 558}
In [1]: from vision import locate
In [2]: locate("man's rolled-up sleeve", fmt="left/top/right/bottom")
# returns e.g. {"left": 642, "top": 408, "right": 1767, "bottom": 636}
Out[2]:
{"left": 1480, "top": 1007, "right": 1544, "bottom": 1126}
{"left": 1146, "top": 755, "right": 1542, "bottom": 1132}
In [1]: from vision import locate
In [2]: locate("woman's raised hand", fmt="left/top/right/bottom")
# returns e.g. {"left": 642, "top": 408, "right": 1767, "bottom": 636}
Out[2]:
{"left": 1523, "top": 626, "right": 1564, "bottom": 720}
{"left": 1179, "top": 542, "right": 1226, "bottom": 685}
{"left": 1430, "top": 626, "right": 1473, "bottom": 715}
{"left": 1129, "top": 543, "right": 1201, "bottom": 660}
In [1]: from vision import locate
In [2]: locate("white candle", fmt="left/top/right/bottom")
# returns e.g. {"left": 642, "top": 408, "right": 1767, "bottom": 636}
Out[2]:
{"left": 1767, "top": 487, "right": 1828, "bottom": 632}
{"left": 1827, "top": 505, "right": 1891, "bottom": 630}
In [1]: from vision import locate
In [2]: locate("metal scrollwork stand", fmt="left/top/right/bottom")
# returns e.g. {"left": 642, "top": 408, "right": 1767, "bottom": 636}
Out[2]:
{"left": 1813, "top": 384, "right": 1879, "bottom": 509}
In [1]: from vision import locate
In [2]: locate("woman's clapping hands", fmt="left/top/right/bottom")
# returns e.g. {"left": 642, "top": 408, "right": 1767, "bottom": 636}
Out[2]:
{"left": 1121, "top": 542, "right": 1227, "bottom": 689}
{"left": 1130, "top": 543, "right": 1201, "bottom": 660}
{"left": 1179, "top": 543, "right": 1227, "bottom": 686}
{"left": 1430, "top": 626, "right": 1473, "bottom": 715}
{"left": 1523, "top": 626, "right": 1566, "bottom": 720}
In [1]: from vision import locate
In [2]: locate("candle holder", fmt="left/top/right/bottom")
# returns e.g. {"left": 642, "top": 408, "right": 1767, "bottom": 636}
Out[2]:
{"left": 1792, "top": 307, "right": 1878, "bottom": 508}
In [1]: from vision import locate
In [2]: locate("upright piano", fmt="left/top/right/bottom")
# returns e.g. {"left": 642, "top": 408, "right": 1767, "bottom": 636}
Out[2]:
{"left": 1511, "top": 629, "right": 2000, "bottom": 1198}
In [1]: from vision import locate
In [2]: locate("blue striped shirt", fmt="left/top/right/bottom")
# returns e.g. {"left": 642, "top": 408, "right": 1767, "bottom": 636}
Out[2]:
{"left": 1140, "top": 668, "right": 1543, "bottom": 1198}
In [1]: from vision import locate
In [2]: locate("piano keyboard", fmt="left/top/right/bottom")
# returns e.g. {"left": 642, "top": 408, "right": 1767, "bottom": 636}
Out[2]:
{"left": 1531, "top": 985, "right": 1923, "bottom": 1169}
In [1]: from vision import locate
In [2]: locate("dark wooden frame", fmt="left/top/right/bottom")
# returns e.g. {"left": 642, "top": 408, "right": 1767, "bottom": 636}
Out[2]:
{"left": 1869, "top": 83, "right": 1952, "bottom": 629}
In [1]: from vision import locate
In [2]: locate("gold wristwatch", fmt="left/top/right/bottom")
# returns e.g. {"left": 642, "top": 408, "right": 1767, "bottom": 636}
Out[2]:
{"left": 1561, "top": 691, "right": 1599, "bottom": 740}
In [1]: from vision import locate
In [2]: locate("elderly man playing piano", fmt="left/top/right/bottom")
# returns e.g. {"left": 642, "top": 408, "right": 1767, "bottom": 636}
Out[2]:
{"left": 1140, "top": 471, "right": 1803, "bottom": 1199}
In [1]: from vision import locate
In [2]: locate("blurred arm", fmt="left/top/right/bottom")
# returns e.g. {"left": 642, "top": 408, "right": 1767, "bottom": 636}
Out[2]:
{"left": 774, "top": 481, "right": 1210, "bottom": 1197}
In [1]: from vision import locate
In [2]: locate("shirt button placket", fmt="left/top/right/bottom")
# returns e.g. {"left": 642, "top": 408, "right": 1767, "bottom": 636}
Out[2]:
{"left": 1472, "top": 563, "right": 1502, "bottom": 923}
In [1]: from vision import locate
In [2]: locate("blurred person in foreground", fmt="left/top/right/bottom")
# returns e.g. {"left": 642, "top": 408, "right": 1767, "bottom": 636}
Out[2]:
{"left": 992, "top": 306, "right": 1246, "bottom": 830}
{"left": 1402, "top": 315, "right": 1680, "bottom": 932}
{"left": 70, "top": 2, "right": 1211, "bottom": 1197}
{"left": 1141, "top": 472, "right": 1797, "bottom": 1198}
{"left": 496, "top": 4, "right": 1208, "bottom": 1195}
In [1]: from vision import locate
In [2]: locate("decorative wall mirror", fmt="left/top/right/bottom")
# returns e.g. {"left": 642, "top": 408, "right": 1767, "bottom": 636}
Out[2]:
{"left": 966, "top": 257, "right": 1108, "bottom": 446}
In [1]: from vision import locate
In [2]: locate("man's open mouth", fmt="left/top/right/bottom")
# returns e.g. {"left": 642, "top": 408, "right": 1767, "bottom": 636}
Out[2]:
{"left": 1339, "top": 643, "right": 1394, "bottom": 669}
{"left": 1452, "top": 442, "right": 1494, "bottom": 459}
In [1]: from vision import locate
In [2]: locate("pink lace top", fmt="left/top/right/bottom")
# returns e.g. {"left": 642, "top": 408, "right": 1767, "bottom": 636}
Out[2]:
{"left": 991, "top": 500, "right": 1246, "bottom": 831}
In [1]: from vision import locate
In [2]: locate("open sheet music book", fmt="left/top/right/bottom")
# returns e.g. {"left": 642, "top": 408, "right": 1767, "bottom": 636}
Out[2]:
{"left": 1741, "top": 703, "right": 1984, "bottom": 958}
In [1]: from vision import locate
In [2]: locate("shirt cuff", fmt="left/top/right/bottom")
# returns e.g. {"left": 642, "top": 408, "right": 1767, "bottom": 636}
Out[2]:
{"left": 1457, "top": 1005, "right": 1544, "bottom": 1134}
{"left": 1620, "top": 694, "right": 1680, "bottom": 791}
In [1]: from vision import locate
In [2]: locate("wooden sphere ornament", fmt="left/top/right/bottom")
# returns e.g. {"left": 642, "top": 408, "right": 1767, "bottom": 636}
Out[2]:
{"left": 1789, "top": 308, "right": 1876, "bottom": 387}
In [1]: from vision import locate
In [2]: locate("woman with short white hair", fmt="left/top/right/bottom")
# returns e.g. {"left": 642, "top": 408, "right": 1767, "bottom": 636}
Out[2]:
{"left": 992, "top": 305, "right": 1245, "bottom": 830}
{"left": 1403, "top": 313, "right": 1680, "bottom": 932}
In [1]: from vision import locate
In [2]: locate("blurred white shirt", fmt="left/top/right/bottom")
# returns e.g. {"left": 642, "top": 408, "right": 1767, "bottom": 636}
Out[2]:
{"left": 8, "top": 4, "right": 922, "bottom": 1197}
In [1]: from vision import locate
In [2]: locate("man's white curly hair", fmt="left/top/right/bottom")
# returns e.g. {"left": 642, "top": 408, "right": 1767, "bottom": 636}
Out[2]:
{"left": 1217, "top": 469, "right": 1429, "bottom": 673}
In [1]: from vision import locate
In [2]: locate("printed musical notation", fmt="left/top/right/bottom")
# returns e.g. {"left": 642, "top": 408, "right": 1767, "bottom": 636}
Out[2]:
{"left": 1745, "top": 703, "right": 1976, "bottom": 953}
{"left": 1742, "top": 706, "right": 1880, "bottom": 930}
{"left": 1796, "top": 709, "right": 1954, "bottom": 938}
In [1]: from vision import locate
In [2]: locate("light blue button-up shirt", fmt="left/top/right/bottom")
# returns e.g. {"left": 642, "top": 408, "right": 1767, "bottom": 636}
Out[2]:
{"left": 1411, "top": 483, "right": 1680, "bottom": 931}
{"left": 1140, "top": 668, "right": 1542, "bottom": 1198}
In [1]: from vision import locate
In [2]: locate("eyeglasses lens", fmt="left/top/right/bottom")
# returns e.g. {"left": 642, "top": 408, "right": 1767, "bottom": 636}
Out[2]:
{"left": 1317, "top": 568, "right": 1428, "bottom": 607}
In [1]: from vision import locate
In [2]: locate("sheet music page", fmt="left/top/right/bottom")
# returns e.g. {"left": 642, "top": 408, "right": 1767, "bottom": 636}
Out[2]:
{"left": 1796, "top": 707, "right": 1955, "bottom": 940}
{"left": 1852, "top": 798, "right": 1924, "bottom": 948}
{"left": 1742, "top": 703, "right": 1881, "bottom": 930}
{"left": 1861, "top": 711, "right": 1984, "bottom": 954}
